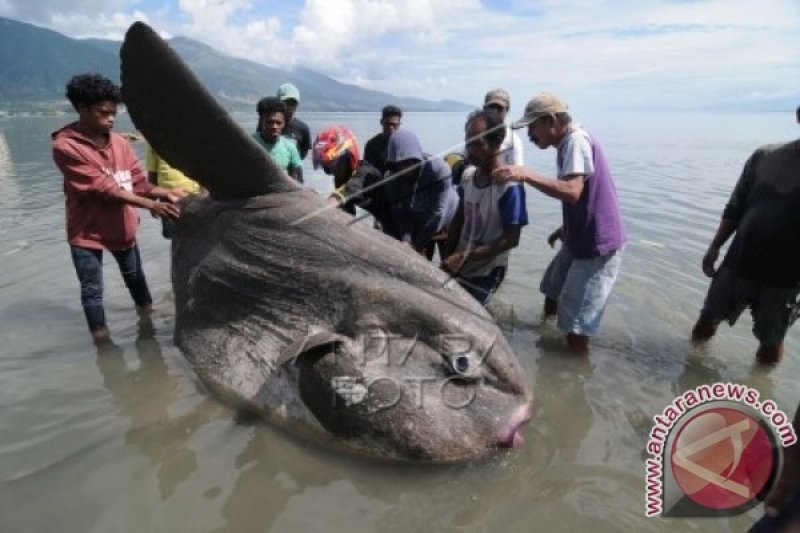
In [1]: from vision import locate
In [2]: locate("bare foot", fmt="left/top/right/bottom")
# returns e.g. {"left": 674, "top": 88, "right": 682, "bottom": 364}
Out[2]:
{"left": 91, "top": 326, "right": 111, "bottom": 345}
{"left": 138, "top": 314, "right": 155, "bottom": 339}
{"left": 136, "top": 304, "right": 153, "bottom": 316}
{"left": 756, "top": 343, "right": 784, "bottom": 365}
{"left": 543, "top": 297, "right": 557, "bottom": 318}
{"left": 691, "top": 315, "right": 720, "bottom": 341}
{"left": 566, "top": 333, "right": 589, "bottom": 353}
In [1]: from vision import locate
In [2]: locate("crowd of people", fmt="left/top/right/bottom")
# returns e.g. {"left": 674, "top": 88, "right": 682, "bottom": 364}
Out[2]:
{"left": 314, "top": 89, "right": 628, "bottom": 353}
{"left": 50, "top": 72, "right": 800, "bottom": 526}
{"left": 51, "top": 73, "right": 800, "bottom": 362}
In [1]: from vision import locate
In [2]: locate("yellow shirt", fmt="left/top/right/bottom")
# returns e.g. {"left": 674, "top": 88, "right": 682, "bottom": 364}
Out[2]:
{"left": 145, "top": 143, "right": 201, "bottom": 194}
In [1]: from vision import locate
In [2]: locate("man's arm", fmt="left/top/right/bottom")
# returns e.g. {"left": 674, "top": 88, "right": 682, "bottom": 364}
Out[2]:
{"left": 441, "top": 197, "right": 464, "bottom": 259}
{"left": 299, "top": 122, "right": 311, "bottom": 160}
{"left": 413, "top": 169, "right": 454, "bottom": 252}
{"left": 286, "top": 142, "right": 303, "bottom": 182}
{"left": 55, "top": 144, "right": 181, "bottom": 218}
{"left": 444, "top": 182, "right": 528, "bottom": 272}
{"left": 363, "top": 136, "right": 379, "bottom": 168}
{"left": 701, "top": 218, "right": 737, "bottom": 277}
{"left": 113, "top": 153, "right": 184, "bottom": 215}
{"left": 55, "top": 144, "right": 139, "bottom": 201}
{"left": 330, "top": 166, "right": 372, "bottom": 209}
{"left": 442, "top": 226, "right": 521, "bottom": 275}
{"left": 492, "top": 165, "right": 584, "bottom": 204}
{"left": 385, "top": 182, "right": 413, "bottom": 243}
{"left": 701, "top": 150, "right": 762, "bottom": 277}
{"left": 511, "top": 131, "right": 524, "bottom": 167}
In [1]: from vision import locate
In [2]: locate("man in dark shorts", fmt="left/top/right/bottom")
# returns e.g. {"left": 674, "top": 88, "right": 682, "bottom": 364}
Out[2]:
{"left": 692, "top": 106, "right": 800, "bottom": 364}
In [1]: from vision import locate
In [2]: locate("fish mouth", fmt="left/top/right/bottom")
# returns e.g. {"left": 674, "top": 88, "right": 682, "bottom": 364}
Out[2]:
{"left": 496, "top": 403, "right": 533, "bottom": 449}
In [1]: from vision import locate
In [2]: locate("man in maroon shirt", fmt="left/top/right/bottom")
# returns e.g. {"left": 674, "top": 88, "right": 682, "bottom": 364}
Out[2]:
{"left": 52, "top": 73, "right": 185, "bottom": 344}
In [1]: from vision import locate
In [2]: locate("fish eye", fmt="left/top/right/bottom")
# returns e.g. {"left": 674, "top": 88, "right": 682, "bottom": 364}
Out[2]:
{"left": 452, "top": 353, "right": 472, "bottom": 375}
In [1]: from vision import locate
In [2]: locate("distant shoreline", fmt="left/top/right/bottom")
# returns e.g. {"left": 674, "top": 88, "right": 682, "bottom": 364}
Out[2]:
{"left": 1, "top": 106, "right": 790, "bottom": 119}
{"left": 0, "top": 107, "right": 472, "bottom": 118}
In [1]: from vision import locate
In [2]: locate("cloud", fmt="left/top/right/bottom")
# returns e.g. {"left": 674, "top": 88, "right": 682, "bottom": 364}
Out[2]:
{"left": 0, "top": 0, "right": 135, "bottom": 26}
{"left": 0, "top": 0, "right": 152, "bottom": 39}
{"left": 290, "top": 0, "right": 483, "bottom": 71}
{"left": 456, "top": 0, "right": 800, "bottom": 109}
{"left": 177, "top": 0, "right": 291, "bottom": 65}
{"left": 47, "top": 10, "right": 151, "bottom": 39}
{"left": 0, "top": 0, "right": 797, "bottom": 110}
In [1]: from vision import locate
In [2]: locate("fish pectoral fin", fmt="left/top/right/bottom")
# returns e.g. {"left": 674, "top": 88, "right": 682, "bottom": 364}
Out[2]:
{"left": 276, "top": 329, "right": 347, "bottom": 368}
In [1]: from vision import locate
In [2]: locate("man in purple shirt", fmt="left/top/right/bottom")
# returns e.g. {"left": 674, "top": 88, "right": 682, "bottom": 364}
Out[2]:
{"left": 493, "top": 92, "right": 627, "bottom": 351}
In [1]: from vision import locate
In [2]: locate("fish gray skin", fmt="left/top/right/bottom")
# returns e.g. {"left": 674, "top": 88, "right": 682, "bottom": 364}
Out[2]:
{"left": 120, "top": 21, "right": 532, "bottom": 463}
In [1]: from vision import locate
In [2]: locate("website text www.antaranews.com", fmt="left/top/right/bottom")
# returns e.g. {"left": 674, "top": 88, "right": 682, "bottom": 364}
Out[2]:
{"left": 645, "top": 382, "right": 797, "bottom": 517}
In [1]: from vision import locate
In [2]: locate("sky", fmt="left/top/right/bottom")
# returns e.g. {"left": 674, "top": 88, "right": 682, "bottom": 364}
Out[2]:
{"left": 1, "top": 0, "right": 798, "bottom": 113}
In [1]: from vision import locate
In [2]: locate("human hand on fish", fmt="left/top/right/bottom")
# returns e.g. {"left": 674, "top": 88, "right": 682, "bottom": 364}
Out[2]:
{"left": 149, "top": 200, "right": 180, "bottom": 220}
{"left": 441, "top": 252, "right": 464, "bottom": 274}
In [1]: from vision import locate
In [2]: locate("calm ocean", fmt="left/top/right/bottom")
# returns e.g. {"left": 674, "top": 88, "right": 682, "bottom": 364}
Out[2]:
{"left": 0, "top": 109, "right": 798, "bottom": 532}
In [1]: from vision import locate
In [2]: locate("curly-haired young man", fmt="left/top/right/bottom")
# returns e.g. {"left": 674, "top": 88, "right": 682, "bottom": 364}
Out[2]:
{"left": 52, "top": 73, "right": 186, "bottom": 344}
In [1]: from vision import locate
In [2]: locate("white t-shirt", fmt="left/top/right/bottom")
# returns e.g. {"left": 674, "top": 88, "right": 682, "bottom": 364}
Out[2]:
{"left": 499, "top": 126, "right": 524, "bottom": 167}
{"left": 457, "top": 166, "right": 528, "bottom": 277}
{"left": 556, "top": 124, "right": 594, "bottom": 178}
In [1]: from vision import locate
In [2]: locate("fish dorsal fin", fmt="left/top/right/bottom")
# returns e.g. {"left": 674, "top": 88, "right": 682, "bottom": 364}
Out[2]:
{"left": 120, "top": 21, "right": 300, "bottom": 198}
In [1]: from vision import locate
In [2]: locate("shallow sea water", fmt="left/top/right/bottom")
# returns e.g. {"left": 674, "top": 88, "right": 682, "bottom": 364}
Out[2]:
{"left": 0, "top": 110, "right": 798, "bottom": 532}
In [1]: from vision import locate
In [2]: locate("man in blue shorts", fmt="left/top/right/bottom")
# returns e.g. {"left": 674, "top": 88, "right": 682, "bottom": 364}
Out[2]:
{"left": 493, "top": 92, "right": 627, "bottom": 351}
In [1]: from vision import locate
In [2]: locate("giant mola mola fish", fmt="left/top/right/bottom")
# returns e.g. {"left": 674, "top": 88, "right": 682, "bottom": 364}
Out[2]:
{"left": 120, "top": 21, "right": 532, "bottom": 463}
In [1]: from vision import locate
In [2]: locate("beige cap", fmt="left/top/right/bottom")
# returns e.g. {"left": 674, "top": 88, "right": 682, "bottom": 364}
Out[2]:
{"left": 484, "top": 88, "right": 510, "bottom": 109}
{"left": 512, "top": 92, "right": 568, "bottom": 128}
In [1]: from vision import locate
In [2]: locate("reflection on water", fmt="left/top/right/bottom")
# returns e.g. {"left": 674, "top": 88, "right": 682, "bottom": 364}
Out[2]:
{"left": 0, "top": 129, "right": 24, "bottom": 256}
{"left": 0, "top": 130, "right": 16, "bottom": 197}
{"left": 95, "top": 321, "right": 206, "bottom": 500}
{"left": 0, "top": 111, "right": 798, "bottom": 532}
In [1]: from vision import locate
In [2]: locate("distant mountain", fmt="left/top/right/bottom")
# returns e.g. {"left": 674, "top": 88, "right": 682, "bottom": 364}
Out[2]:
{"left": 0, "top": 17, "right": 119, "bottom": 111}
{"left": 0, "top": 16, "right": 470, "bottom": 113}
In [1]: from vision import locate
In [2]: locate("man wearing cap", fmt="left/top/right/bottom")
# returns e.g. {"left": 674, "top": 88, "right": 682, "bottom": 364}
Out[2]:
{"left": 493, "top": 92, "right": 626, "bottom": 351}
{"left": 481, "top": 88, "right": 524, "bottom": 167}
{"left": 277, "top": 83, "right": 312, "bottom": 182}
{"left": 691, "top": 106, "right": 800, "bottom": 364}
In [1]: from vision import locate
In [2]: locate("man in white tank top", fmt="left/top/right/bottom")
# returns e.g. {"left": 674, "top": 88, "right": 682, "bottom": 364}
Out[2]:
{"left": 442, "top": 109, "right": 529, "bottom": 305}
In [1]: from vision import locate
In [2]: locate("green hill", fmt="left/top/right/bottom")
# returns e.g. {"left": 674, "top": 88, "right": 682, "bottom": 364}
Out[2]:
{"left": 0, "top": 16, "right": 469, "bottom": 113}
{"left": 0, "top": 17, "right": 119, "bottom": 111}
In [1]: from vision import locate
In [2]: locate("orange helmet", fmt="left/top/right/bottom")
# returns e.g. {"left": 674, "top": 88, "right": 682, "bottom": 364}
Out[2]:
{"left": 312, "top": 125, "right": 360, "bottom": 172}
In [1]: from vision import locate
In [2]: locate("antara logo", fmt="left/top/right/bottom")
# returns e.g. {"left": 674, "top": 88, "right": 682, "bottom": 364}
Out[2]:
{"left": 644, "top": 383, "right": 796, "bottom": 518}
